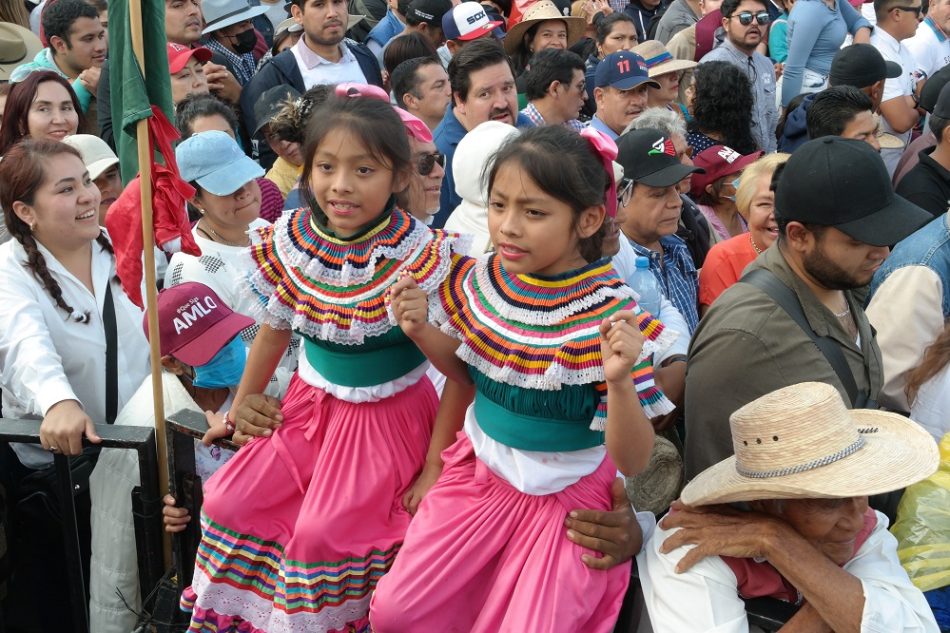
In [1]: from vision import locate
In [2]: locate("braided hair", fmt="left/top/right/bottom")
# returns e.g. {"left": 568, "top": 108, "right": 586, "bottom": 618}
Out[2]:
{"left": 0, "top": 139, "right": 112, "bottom": 323}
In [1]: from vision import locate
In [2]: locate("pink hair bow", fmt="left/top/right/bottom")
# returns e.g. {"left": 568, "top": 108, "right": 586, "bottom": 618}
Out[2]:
{"left": 580, "top": 127, "right": 619, "bottom": 218}
{"left": 334, "top": 84, "right": 434, "bottom": 144}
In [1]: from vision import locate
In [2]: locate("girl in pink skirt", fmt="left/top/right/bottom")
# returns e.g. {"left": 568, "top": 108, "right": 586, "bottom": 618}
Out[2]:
{"left": 372, "top": 126, "right": 676, "bottom": 632}
{"left": 179, "top": 90, "right": 466, "bottom": 632}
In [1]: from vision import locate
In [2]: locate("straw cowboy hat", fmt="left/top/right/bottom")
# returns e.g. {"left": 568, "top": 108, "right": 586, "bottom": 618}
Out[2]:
{"left": 0, "top": 22, "right": 43, "bottom": 82}
{"left": 680, "top": 382, "right": 939, "bottom": 507}
{"left": 503, "top": 0, "right": 586, "bottom": 54}
{"left": 632, "top": 40, "right": 697, "bottom": 78}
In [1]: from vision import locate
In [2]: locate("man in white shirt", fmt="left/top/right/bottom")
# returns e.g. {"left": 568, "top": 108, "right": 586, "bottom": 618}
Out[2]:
{"left": 904, "top": 0, "right": 950, "bottom": 81}
{"left": 638, "top": 382, "right": 940, "bottom": 633}
{"left": 871, "top": 0, "right": 926, "bottom": 175}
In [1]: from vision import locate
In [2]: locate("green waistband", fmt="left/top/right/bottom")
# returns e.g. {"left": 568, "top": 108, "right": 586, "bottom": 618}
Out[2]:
{"left": 303, "top": 337, "right": 426, "bottom": 387}
{"left": 473, "top": 389, "right": 604, "bottom": 452}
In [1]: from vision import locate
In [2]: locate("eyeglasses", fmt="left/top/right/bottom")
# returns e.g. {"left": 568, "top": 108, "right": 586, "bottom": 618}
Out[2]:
{"left": 732, "top": 10, "right": 770, "bottom": 25}
{"left": 891, "top": 4, "right": 922, "bottom": 15}
{"left": 617, "top": 178, "right": 635, "bottom": 208}
{"left": 416, "top": 152, "right": 445, "bottom": 176}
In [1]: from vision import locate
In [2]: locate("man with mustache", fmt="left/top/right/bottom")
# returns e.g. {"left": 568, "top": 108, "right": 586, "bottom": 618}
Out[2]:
{"left": 431, "top": 38, "right": 532, "bottom": 228}
{"left": 241, "top": 0, "right": 383, "bottom": 167}
{"left": 698, "top": 0, "right": 778, "bottom": 152}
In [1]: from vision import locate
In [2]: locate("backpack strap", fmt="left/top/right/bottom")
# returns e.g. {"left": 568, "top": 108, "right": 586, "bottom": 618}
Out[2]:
{"left": 741, "top": 268, "right": 864, "bottom": 407}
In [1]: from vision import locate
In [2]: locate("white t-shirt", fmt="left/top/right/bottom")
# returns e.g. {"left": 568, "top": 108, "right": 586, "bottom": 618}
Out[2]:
{"left": 904, "top": 17, "right": 950, "bottom": 80}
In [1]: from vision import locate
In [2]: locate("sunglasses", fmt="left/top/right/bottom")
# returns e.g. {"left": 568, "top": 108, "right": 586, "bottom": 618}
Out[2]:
{"left": 891, "top": 4, "right": 922, "bottom": 14}
{"left": 416, "top": 152, "right": 445, "bottom": 176}
{"left": 733, "top": 10, "right": 770, "bottom": 25}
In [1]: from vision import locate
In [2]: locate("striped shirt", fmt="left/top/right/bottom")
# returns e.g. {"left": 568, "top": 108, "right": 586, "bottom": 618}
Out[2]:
{"left": 520, "top": 103, "right": 587, "bottom": 133}
{"left": 628, "top": 235, "right": 700, "bottom": 333}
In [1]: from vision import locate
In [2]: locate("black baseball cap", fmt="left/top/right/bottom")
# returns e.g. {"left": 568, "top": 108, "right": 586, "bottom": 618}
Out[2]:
{"left": 921, "top": 65, "right": 950, "bottom": 114}
{"left": 253, "top": 85, "right": 302, "bottom": 136}
{"left": 408, "top": 0, "right": 452, "bottom": 26}
{"left": 775, "top": 137, "right": 930, "bottom": 247}
{"left": 616, "top": 128, "right": 703, "bottom": 188}
{"left": 828, "top": 44, "right": 902, "bottom": 89}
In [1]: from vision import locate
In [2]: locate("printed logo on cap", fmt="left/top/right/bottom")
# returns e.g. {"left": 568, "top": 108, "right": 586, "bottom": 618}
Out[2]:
{"left": 649, "top": 137, "right": 676, "bottom": 157}
{"left": 717, "top": 147, "right": 741, "bottom": 163}
{"left": 466, "top": 8, "right": 487, "bottom": 23}
{"left": 173, "top": 295, "right": 220, "bottom": 335}
{"left": 414, "top": 8, "right": 435, "bottom": 19}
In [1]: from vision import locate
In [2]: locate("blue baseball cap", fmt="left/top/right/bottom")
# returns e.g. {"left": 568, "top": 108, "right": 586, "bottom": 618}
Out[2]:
{"left": 176, "top": 130, "right": 264, "bottom": 196}
{"left": 595, "top": 51, "right": 660, "bottom": 91}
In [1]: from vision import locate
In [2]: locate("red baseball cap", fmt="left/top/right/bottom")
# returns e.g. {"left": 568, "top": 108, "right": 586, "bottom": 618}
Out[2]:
{"left": 146, "top": 282, "right": 254, "bottom": 366}
{"left": 690, "top": 145, "right": 763, "bottom": 198}
{"left": 166, "top": 42, "right": 213, "bottom": 74}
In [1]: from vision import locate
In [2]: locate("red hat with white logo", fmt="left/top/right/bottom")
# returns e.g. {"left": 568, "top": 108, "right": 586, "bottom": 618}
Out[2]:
{"left": 166, "top": 42, "right": 213, "bottom": 74}
{"left": 146, "top": 282, "right": 254, "bottom": 366}
{"left": 442, "top": 2, "right": 503, "bottom": 41}
{"left": 690, "top": 144, "right": 763, "bottom": 198}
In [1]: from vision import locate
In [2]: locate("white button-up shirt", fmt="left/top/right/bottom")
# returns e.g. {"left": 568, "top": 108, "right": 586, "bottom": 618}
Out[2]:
{"left": 0, "top": 236, "right": 150, "bottom": 468}
{"left": 291, "top": 35, "right": 367, "bottom": 89}
{"left": 637, "top": 510, "right": 939, "bottom": 633}
{"left": 871, "top": 27, "right": 919, "bottom": 175}
{"left": 905, "top": 17, "right": 950, "bottom": 81}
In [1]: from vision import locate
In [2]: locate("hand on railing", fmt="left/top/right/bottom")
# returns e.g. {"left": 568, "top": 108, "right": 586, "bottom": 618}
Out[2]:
{"left": 40, "top": 400, "right": 101, "bottom": 455}
{"left": 162, "top": 494, "right": 191, "bottom": 533}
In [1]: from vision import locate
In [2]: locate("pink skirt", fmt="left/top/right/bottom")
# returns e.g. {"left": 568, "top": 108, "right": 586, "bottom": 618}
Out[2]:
{"left": 369, "top": 434, "right": 631, "bottom": 632}
{"left": 181, "top": 373, "right": 437, "bottom": 633}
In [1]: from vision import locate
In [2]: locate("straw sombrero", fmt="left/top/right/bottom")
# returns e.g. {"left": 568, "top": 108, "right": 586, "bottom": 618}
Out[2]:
{"left": 633, "top": 40, "right": 697, "bottom": 78}
{"left": 0, "top": 22, "right": 43, "bottom": 82}
{"left": 503, "top": 0, "right": 585, "bottom": 54}
{"left": 872, "top": 114, "right": 905, "bottom": 149}
{"left": 680, "top": 382, "right": 939, "bottom": 506}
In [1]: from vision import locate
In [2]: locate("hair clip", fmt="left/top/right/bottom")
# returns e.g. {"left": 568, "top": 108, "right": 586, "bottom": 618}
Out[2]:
{"left": 394, "top": 107, "right": 433, "bottom": 144}
{"left": 335, "top": 83, "right": 390, "bottom": 102}
{"left": 580, "top": 128, "right": 619, "bottom": 218}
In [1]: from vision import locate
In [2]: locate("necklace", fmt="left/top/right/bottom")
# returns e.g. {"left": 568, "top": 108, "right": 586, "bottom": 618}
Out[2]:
{"left": 833, "top": 304, "right": 851, "bottom": 318}
{"left": 198, "top": 221, "right": 249, "bottom": 247}
{"left": 750, "top": 234, "right": 763, "bottom": 255}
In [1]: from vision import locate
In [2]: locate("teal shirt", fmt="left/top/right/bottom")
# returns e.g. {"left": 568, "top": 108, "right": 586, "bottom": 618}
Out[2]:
{"left": 10, "top": 49, "right": 94, "bottom": 112}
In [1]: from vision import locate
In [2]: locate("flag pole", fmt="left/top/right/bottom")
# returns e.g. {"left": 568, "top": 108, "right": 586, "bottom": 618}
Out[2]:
{"left": 128, "top": 0, "right": 172, "bottom": 570}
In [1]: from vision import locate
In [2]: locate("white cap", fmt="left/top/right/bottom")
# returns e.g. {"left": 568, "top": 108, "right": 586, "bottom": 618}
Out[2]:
{"left": 63, "top": 134, "right": 119, "bottom": 180}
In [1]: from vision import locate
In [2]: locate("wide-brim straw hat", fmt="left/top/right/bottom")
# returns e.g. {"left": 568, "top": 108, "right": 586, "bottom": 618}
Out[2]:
{"left": 680, "top": 382, "right": 939, "bottom": 507}
{"left": 633, "top": 40, "right": 697, "bottom": 78}
{"left": 503, "top": 0, "right": 586, "bottom": 54}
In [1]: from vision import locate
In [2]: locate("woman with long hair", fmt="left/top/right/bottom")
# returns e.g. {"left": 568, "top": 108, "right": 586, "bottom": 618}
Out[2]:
{"left": 0, "top": 139, "right": 150, "bottom": 631}
{"left": 685, "top": 61, "right": 757, "bottom": 155}
{"left": 907, "top": 324, "right": 950, "bottom": 442}
{"left": 0, "top": 70, "right": 83, "bottom": 156}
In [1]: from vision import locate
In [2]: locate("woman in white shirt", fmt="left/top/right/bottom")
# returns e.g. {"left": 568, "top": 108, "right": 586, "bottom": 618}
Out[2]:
{"left": 907, "top": 323, "right": 950, "bottom": 443}
{"left": 0, "top": 139, "right": 149, "bottom": 629}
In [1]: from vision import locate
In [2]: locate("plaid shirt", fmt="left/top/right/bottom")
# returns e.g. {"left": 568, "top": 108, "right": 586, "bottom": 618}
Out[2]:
{"left": 628, "top": 235, "right": 700, "bottom": 333}
{"left": 520, "top": 103, "right": 587, "bottom": 133}
{"left": 202, "top": 37, "right": 258, "bottom": 86}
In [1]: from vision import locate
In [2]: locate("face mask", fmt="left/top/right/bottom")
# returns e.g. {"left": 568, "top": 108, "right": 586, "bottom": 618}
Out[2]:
{"left": 193, "top": 336, "right": 247, "bottom": 389}
{"left": 722, "top": 176, "right": 741, "bottom": 203}
{"left": 230, "top": 29, "right": 257, "bottom": 55}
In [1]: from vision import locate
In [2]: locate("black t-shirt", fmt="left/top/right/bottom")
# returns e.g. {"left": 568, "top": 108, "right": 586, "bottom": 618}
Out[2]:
{"left": 896, "top": 147, "right": 950, "bottom": 219}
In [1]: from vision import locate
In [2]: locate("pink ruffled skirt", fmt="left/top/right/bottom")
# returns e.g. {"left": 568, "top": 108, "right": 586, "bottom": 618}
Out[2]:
{"left": 181, "top": 373, "right": 437, "bottom": 632}
{"left": 369, "top": 433, "right": 631, "bottom": 632}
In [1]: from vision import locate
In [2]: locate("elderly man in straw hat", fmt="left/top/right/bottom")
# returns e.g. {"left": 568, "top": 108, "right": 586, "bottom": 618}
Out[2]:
{"left": 637, "top": 382, "right": 940, "bottom": 633}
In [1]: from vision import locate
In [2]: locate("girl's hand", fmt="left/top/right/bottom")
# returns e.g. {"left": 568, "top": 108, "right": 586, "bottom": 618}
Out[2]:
{"left": 389, "top": 272, "right": 429, "bottom": 339}
{"left": 162, "top": 494, "right": 191, "bottom": 533}
{"left": 201, "top": 410, "right": 232, "bottom": 446}
{"left": 233, "top": 393, "right": 284, "bottom": 446}
{"left": 40, "top": 399, "right": 100, "bottom": 455}
{"left": 598, "top": 311, "right": 645, "bottom": 385}
{"left": 402, "top": 461, "right": 442, "bottom": 516}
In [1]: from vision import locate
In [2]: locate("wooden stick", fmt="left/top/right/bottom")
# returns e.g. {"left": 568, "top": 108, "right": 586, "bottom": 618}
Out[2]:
{"left": 128, "top": 0, "right": 172, "bottom": 570}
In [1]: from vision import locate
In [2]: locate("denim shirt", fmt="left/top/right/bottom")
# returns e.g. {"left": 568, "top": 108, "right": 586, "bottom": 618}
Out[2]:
{"left": 869, "top": 215, "right": 950, "bottom": 317}
{"left": 700, "top": 40, "right": 778, "bottom": 153}
{"left": 628, "top": 235, "right": 700, "bottom": 333}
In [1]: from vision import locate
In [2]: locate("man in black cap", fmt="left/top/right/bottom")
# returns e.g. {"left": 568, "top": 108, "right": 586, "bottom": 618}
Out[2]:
{"left": 895, "top": 82, "right": 950, "bottom": 217}
{"left": 684, "top": 138, "right": 931, "bottom": 485}
{"left": 828, "top": 42, "right": 904, "bottom": 112}
{"left": 386, "top": 0, "right": 452, "bottom": 50}
{"left": 893, "top": 63, "right": 950, "bottom": 185}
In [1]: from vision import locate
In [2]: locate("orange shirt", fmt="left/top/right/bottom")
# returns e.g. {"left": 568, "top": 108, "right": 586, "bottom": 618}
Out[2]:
{"left": 698, "top": 233, "right": 759, "bottom": 309}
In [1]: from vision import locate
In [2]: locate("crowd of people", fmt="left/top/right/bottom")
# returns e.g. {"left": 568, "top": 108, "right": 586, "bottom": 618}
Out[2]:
{"left": 0, "top": 0, "right": 949, "bottom": 631}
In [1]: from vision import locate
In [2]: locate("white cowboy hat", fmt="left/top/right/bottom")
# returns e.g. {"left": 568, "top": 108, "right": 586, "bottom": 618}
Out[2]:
{"left": 202, "top": 0, "right": 269, "bottom": 35}
{"left": 680, "top": 382, "right": 939, "bottom": 506}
